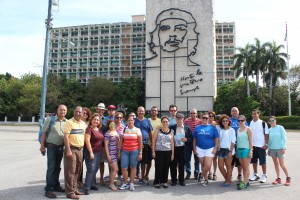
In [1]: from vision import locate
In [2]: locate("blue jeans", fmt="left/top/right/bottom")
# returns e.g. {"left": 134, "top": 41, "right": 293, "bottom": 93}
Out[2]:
{"left": 184, "top": 146, "right": 200, "bottom": 175}
{"left": 45, "top": 145, "right": 64, "bottom": 192}
{"left": 84, "top": 149, "right": 102, "bottom": 190}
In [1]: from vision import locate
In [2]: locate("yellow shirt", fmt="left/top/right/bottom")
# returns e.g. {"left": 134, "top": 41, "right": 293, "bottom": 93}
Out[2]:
{"left": 64, "top": 117, "right": 86, "bottom": 147}
{"left": 149, "top": 118, "right": 162, "bottom": 145}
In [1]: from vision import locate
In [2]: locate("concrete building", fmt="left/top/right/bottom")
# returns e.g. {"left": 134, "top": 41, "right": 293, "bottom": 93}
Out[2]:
{"left": 48, "top": 17, "right": 235, "bottom": 86}
{"left": 48, "top": 15, "right": 146, "bottom": 84}
{"left": 215, "top": 21, "right": 236, "bottom": 84}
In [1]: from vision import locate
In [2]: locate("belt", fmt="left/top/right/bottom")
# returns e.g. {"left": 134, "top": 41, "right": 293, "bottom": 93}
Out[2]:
{"left": 70, "top": 146, "right": 83, "bottom": 150}
{"left": 46, "top": 143, "right": 64, "bottom": 148}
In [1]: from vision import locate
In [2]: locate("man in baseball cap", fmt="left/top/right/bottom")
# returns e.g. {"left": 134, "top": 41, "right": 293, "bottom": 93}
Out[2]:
{"left": 102, "top": 105, "right": 116, "bottom": 126}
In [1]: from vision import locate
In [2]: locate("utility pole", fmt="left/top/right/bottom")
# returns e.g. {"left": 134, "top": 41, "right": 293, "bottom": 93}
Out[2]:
{"left": 285, "top": 22, "right": 291, "bottom": 116}
{"left": 39, "top": 0, "right": 54, "bottom": 131}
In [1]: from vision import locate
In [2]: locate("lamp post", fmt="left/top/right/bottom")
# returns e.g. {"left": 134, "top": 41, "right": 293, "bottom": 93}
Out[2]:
{"left": 39, "top": 0, "right": 54, "bottom": 131}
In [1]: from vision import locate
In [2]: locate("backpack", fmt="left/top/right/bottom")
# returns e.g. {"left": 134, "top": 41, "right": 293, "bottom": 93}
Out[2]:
{"left": 262, "top": 121, "right": 267, "bottom": 134}
{"left": 38, "top": 116, "right": 56, "bottom": 143}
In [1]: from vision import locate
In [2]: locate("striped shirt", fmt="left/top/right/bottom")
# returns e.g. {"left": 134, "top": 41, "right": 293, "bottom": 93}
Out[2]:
{"left": 184, "top": 117, "right": 202, "bottom": 133}
{"left": 121, "top": 126, "right": 141, "bottom": 151}
{"left": 64, "top": 117, "right": 86, "bottom": 148}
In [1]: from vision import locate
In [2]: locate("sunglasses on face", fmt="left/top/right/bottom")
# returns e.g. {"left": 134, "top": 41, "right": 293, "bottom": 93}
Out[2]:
{"left": 222, "top": 120, "right": 229, "bottom": 123}
{"left": 109, "top": 124, "right": 116, "bottom": 127}
{"left": 202, "top": 117, "right": 208, "bottom": 120}
{"left": 162, "top": 121, "right": 169, "bottom": 123}
{"left": 209, "top": 115, "right": 214, "bottom": 118}
{"left": 83, "top": 112, "right": 88, "bottom": 115}
{"left": 238, "top": 120, "right": 245, "bottom": 122}
{"left": 269, "top": 120, "right": 275, "bottom": 123}
{"left": 190, "top": 113, "right": 196, "bottom": 114}
{"left": 116, "top": 117, "right": 122, "bottom": 119}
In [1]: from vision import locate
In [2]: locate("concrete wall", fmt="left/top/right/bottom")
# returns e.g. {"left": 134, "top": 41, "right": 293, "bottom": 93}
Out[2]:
{"left": 145, "top": 0, "right": 216, "bottom": 112}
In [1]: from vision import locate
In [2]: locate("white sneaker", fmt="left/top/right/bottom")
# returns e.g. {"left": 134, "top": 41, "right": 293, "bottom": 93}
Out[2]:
{"left": 129, "top": 183, "right": 135, "bottom": 191}
{"left": 260, "top": 174, "right": 267, "bottom": 183}
{"left": 249, "top": 173, "right": 260, "bottom": 181}
{"left": 119, "top": 183, "right": 129, "bottom": 190}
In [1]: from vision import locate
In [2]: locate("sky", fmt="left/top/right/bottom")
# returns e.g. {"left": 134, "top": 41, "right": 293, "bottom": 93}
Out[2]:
{"left": 0, "top": 0, "right": 299, "bottom": 78}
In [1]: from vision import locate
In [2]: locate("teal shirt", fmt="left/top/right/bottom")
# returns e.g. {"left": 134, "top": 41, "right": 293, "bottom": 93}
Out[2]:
{"left": 237, "top": 128, "right": 250, "bottom": 149}
{"left": 268, "top": 125, "right": 286, "bottom": 149}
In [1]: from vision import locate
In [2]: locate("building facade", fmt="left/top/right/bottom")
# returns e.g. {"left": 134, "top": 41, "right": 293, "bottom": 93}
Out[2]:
{"left": 48, "top": 17, "right": 235, "bottom": 85}
{"left": 215, "top": 21, "right": 236, "bottom": 84}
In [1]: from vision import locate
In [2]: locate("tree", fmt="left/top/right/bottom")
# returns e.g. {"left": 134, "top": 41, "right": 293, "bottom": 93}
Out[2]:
{"left": 250, "top": 38, "right": 268, "bottom": 94}
{"left": 112, "top": 77, "right": 145, "bottom": 114}
{"left": 233, "top": 44, "right": 253, "bottom": 97}
{"left": 17, "top": 73, "right": 41, "bottom": 115}
{"left": 264, "top": 41, "right": 287, "bottom": 114}
{"left": 214, "top": 78, "right": 260, "bottom": 118}
{"left": 85, "top": 77, "right": 116, "bottom": 108}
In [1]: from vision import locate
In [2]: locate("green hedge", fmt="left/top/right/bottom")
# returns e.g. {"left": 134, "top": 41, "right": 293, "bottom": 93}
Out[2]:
{"left": 260, "top": 116, "right": 300, "bottom": 130}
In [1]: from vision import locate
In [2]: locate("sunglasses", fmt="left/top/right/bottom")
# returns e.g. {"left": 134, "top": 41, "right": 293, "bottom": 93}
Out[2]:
{"left": 162, "top": 121, "right": 169, "bottom": 123}
{"left": 202, "top": 117, "right": 208, "bottom": 120}
{"left": 222, "top": 120, "right": 229, "bottom": 123}
{"left": 109, "top": 123, "right": 116, "bottom": 127}
{"left": 238, "top": 120, "right": 245, "bottom": 122}
{"left": 269, "top": 120, "right": 275, "bottom": 123}
{"left": 209, "top": 115, "right": 214, "bottom": 118}
{"left": 190, "top": 113, "right": 196, "bottom": 114}
{"left": 116, "top": 117, "right": 122, "bottom": 119}
{"left": 169, "top": 110, "right": 177, "bottom": 112}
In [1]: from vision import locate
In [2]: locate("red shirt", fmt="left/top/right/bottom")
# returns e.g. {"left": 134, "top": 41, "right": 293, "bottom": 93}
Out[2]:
{"left": 184, "top": 117, "right": 202, "bottom": 133}
{"left": 121, "top": 126, "right": 141, "bottom": 151}
{"left": 85, "top": 126, "right": 104, "bottom": 153}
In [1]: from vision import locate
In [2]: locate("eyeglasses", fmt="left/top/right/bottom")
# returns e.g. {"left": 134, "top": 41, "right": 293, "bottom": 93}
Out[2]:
{"left": 190, "top": 113, "right": 196, "bottom": 114}
{"left": 162, "top": 121, "right": 169, "bottom": 123}
{"left": 116, "top": 117, "right": 122, "bottom": 119}
{"left": 83, "top": 112, "right": 88, "bottom": 115}
{"left": 269, "top": 120, "right": 275, "bottom": 123}
{"left": 209, "top": 115, "right": 214, "bottom": 118}
{"left": 222, "top": 120, "right": 229, "bottom": 123}
{"left": 202, "top": 117, "right": 208, "bottom": 120}
{"left": 238, "top": 120, "right": 245, "bottom": 122}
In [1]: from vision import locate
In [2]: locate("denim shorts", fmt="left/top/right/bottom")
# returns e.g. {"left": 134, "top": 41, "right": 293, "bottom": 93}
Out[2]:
{"left": 237, "top": 148, "right": 250, "bottom": 159}
{"left": 218, "top": 148, "right": 230, "bottom": 159}
{"left": 269, "top": 149, "right": 285, "bottom": 158}
{"left": 121, "top": 149, "right": 139, "bottom": 168}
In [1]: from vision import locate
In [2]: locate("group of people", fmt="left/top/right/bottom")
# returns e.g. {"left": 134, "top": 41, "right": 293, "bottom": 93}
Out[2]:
{"left": 39, "top": 104, "right": 291, "bottom": 199}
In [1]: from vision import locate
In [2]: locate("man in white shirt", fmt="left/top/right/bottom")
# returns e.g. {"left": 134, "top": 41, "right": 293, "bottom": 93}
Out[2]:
{"left": 249, "top": 109, "right": 269, "bottom": 183}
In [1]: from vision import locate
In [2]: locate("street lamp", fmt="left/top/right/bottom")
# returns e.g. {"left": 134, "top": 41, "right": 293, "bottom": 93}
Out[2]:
{"left": 39, "top": 0, "right": 58, "bottom": 131}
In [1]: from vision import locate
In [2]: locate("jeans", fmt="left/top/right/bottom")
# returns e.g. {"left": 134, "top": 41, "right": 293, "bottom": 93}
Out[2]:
{"left": 84, "top": 149, "right": 102, "bottom": 190}
{"left": 45, "top": 145, "right": 64, "bottom": 192}
{"left": 184, "top": 146, "right": 200, "bottom": 175}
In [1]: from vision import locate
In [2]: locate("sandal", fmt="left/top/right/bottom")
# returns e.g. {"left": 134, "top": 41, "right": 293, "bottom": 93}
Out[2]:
{"left": 208, "top": 173, "right": 212, "bottom": 180}
{"left": 116, "top": 180, "right": 122, "bottom": 186}
{"left": 213, "top": 174, "right": 217, "bottom": 181}
{"left": 100, "top": 179, "right": 106, "bottom": 186}
{"left": 109, "top": 184, "right": 117, "bottom": 191}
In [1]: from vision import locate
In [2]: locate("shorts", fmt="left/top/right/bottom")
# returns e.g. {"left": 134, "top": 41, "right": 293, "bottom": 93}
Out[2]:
{"left": 251, "top": 146, "right": 266, "bottom": 165}
{"left": 196, "top": 146, "right": 215, "bottom": 158}
{"left": 121, "top": 149, "right": 139, "bottom": 168}
{"left": 140, "top": 144, "right": 152, "bottom": 164}
{"left": 231, "top": 154, "right": 241, "bottom": 167}
{"left": 237, "top": 148, "right": 250, "bottom": 159}
{"left": 269, "top": 149, "right": 285, "bottom": 158}
{"left": 218, "top": 148, "right": 230, "bottom": 159}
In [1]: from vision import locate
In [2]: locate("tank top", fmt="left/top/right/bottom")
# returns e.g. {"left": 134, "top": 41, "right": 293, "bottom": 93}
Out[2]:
{"left": 237, "top": 127, "right": 250, "bottom": 149}
{"left": 155, "top": 129, "right": 173, "bottom": 151}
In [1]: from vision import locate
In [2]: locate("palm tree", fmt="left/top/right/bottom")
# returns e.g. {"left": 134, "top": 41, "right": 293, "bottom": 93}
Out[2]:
{"left": 264, "top": 41, "right": 288, "bottom": 114}
{"left": 233, "top": 43, "right": 253, "bottom": 97}
{"left": 250, "top": 38, "right": 268, "bottom": 95}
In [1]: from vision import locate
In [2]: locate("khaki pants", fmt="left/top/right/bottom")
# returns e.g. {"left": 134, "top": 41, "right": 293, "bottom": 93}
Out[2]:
{"left": 64, "top": 148, "right": 83, "bottom": 195}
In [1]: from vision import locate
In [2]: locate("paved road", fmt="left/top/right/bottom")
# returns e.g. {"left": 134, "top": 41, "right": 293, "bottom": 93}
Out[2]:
{"left": 0, "top": 125, "right": 299, "bottom": 200}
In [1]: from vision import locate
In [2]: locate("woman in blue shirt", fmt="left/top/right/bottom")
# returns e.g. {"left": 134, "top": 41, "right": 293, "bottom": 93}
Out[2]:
{"left": 193, "top": 113, "right": 219, "bottom": 187}
{"left": 268, "top": 116, "right": 291, "bottom": 186}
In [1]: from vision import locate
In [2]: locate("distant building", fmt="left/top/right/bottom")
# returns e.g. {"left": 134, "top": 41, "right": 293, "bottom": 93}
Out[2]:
{"left": 215, "top": 21, "right": 236, "bottom": 84}
{"left": 48, "top": 16, "right": 235, "bottom": 85}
